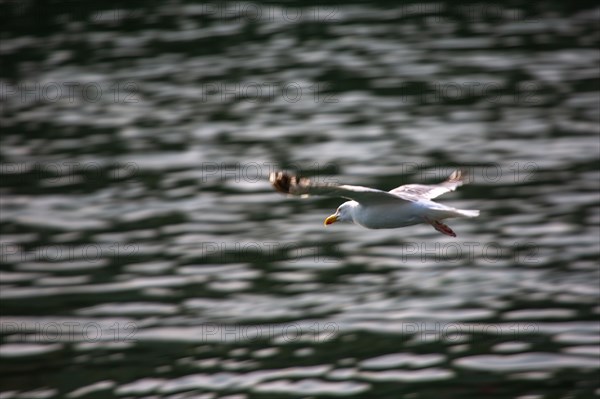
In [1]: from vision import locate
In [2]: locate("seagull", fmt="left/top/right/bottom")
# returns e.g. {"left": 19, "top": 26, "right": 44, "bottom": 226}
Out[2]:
{"left": 270, "top": 170, "right": 479, "bottom": 237}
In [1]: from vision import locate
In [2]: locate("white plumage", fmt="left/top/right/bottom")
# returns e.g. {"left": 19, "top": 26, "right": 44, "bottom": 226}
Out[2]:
{"left": 270, "top": 170, "right": 479, "bottom": 237}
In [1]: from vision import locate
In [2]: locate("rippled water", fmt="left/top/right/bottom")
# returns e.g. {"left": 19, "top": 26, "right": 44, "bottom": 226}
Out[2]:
{"left": 1, "top": 2, "right": 599, "bottom": 398}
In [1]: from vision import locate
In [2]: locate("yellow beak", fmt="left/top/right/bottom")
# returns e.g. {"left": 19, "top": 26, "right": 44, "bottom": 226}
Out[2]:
{"left": 324, "top": 214, "right": 339, "bottom": 226}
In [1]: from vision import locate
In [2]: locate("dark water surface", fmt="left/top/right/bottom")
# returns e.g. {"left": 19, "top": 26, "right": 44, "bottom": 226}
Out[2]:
{"left": 1, "top": 2, "right": 599, "bottom": 398}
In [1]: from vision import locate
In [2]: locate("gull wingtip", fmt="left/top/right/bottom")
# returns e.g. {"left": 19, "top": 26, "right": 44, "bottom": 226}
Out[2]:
{"left": 270, "top": 171, "right": 293, "bottom": 195}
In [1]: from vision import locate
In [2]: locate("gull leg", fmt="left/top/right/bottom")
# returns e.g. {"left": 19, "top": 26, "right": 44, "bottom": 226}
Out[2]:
{"left": 425, "top": 218, "right": 457, "bottom": 237}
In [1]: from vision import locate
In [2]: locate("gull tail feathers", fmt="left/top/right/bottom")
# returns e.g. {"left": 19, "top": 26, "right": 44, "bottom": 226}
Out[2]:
{"left": 455, "top": 209, "right": 479, "bottom": 218}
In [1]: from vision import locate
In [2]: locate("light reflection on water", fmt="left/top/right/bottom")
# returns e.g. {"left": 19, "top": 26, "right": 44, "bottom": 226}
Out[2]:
{"left": 1, "top": 2, "right": 599, "bottom": 398}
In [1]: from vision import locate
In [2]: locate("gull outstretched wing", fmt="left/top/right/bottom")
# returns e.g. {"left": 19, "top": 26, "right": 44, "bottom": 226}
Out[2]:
{"left": 270, "top": 171, "right": 412, "bottom": 205}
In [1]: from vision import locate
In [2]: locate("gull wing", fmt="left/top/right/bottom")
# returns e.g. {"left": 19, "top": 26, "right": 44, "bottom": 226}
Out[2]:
{"left": 389, "top": 170, "right": 465, "bottom": 200}
{"left": 270, "top": 171, "right": 412, "bottom": 205}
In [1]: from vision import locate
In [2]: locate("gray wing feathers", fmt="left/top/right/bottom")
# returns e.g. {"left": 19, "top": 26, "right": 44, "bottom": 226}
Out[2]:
{"left": 389, "top": 170, "right": 465, "bottom": 200}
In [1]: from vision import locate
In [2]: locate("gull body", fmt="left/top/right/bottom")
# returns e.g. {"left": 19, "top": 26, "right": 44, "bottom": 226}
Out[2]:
{"left": 333, "top": 199, "right": 474, "bottom": 230}
{"left": 270, "top": 170, "right": 479, "bottom": 237}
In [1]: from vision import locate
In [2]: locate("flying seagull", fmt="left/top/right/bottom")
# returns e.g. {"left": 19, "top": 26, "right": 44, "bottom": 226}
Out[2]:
{"left": 270, "top": 170, "right": 478, "bottom": 237}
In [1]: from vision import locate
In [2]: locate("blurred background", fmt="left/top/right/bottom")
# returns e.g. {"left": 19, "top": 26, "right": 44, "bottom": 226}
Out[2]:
{"left": 1, "top": 1, "right": 599, "bottom": 398}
